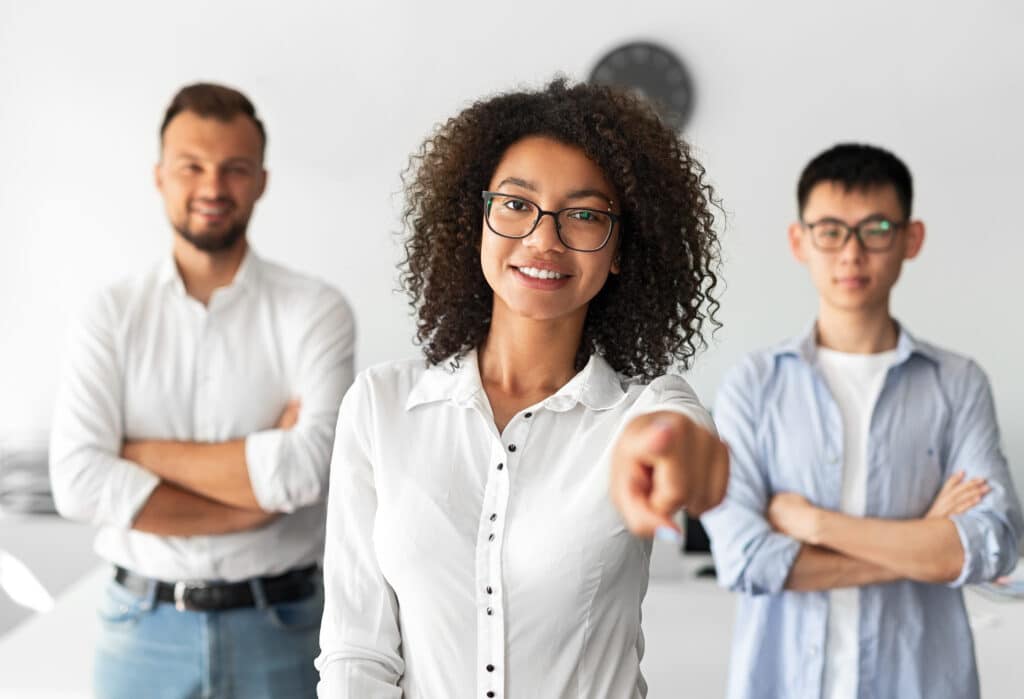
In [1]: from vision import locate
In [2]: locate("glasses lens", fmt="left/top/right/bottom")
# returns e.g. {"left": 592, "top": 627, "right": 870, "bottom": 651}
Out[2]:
{"left": 486, "top": 194, "right": 538, "bottom": 238}
{"left": 809, "top": 222, "right": 848, "bottom": 249}
{"left": 859, "top": 220, "right": 895, "bottom": 249}
{"left": 557, "top": 208, "right": 612, "bottom": 251}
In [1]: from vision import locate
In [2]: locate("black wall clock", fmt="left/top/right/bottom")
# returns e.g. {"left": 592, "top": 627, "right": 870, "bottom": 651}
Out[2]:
{"left": 589, "top": 41, "right": 695, "bottom": 132}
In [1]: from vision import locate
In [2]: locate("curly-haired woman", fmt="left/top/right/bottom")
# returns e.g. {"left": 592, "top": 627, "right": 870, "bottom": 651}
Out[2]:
{"left": 315, "top": 79, "right": 730, "bottom": 698}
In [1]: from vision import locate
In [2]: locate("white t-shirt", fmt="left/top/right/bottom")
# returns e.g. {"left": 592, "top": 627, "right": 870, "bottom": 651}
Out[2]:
{"left": 816, "top": 346, "right": 899, "bottom": 699}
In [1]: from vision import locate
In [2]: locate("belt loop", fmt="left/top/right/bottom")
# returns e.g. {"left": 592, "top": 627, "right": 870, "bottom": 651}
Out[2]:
{"left": 142, "top": 578, "right": 159, "bottom": 612}
{"left": 248, "top": 576, "right": 269, "bottom": 610}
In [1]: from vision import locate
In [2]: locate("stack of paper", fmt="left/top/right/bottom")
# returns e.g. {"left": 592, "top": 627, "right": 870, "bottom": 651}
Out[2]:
{"left": 0, "top": 436, "right": 54, "bottom": 514}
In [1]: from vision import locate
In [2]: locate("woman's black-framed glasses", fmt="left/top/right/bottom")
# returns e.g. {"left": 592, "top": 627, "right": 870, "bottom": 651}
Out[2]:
{"left": 481, "top": 191, "right": 619, "bottom": 252}
{"left": 802, "top": 216, "right": 907, "bottom": 252}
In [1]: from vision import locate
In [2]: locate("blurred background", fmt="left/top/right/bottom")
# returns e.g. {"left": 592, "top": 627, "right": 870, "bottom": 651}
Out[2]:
{"left": 1, "top": 0, "right": 1022, "bottom": 690}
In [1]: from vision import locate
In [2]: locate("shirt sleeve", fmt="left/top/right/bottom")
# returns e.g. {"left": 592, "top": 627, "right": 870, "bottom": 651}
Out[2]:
{"left": 700, "top": 358, "right": 802, "bottom": 595}
{"left": 49, "top": 291, "right": 161, "bottom": 528}
{"left": 636, "top": 374, "right": 717, "bottom": 434}
{"left": 946, "top": 361, "right": 1023, "bottom": 587}
{"left": 315, "top": 372, "right": 404, "bottom": 697}
{"left": 245, "top": 288, "right": 356, "bottom": 513}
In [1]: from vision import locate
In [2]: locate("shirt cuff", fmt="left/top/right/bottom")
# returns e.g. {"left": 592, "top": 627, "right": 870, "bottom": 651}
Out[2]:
{"left": 108, "top": 459, "right": 161, "bottom": 528}
{"left": 245, "top": 429, "right": 287, "bottom": 512}
{"left": 753, "top": 533, "right": 801, "bottom": 593}
{"left": 731, "top": 531, "right": 802, "bottom": 595}
{"left": 948, "top": 512, "right": 997, "bottom": 587}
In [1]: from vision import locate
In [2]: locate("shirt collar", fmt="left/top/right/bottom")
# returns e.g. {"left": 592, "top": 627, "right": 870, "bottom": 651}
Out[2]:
{"left": 157, "top": 246, "right": 261, "bottom": 299}
{"left": 405, "top": 350, "right": 486, "bottom": 410}
{"left": 772, "top": 319, "right": 941, "bottom": 367}
{"left": 404, "top": 349, "right": 628, "bottom": 413}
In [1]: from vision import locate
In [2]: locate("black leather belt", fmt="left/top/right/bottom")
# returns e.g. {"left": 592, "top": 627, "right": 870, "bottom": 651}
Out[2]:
{"left": 114, "top": 564, "right": 318, "bottom": 612}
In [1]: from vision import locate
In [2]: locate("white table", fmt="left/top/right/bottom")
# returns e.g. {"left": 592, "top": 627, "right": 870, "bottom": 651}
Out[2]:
{"left": 0, "top": 514, "right": 97, "bottom": 636}
{"left": 0, "top": 552, "right": 1021, "bottom": 697}
{"left": 642, "top": 552, "right": 1024, "bottom": 698}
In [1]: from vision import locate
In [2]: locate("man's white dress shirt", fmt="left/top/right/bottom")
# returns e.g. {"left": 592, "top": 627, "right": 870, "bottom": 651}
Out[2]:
{"left": 315, "top": 350, "right": 714, "bottom": 699}
{"left": 50, "top": 249, "right": 355, "bottom": 582}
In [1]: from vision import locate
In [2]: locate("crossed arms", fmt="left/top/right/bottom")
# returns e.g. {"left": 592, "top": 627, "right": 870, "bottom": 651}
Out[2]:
{"left": 49, "top": 288, "right": 355, "bottom": 537}
{"left": 770, "top": 473, "right": 987, "bottom": 590}
{"left": 125, "top": 402, "right": 298, "bottom": 536}
{"left": 701, "top": 358, "right": 1023, "bottom": 595}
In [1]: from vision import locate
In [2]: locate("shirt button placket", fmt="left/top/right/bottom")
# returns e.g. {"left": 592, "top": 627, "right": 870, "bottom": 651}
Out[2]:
{"left": 480, "top": 412, "right": 535, "bottom": 699}
{"left": 193, "top": 315, "right": 210, "bottom": 441}
{"left": 479, "top": 439, "right": 508, "bottom": 699}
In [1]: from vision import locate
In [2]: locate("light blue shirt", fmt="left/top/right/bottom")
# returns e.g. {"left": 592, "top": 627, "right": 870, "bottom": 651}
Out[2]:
{"left": 701, "top": 323, "right": 1022, "bottom": 699}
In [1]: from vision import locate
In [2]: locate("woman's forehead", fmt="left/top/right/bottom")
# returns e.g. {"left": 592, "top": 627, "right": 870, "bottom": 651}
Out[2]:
{"left": 489, "top": 136, "right": 616, "bottom": 201}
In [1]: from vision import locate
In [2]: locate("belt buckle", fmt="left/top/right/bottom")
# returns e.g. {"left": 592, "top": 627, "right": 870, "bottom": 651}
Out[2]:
{"left": 173, "top": 580, "right": 208, "bottom": 612}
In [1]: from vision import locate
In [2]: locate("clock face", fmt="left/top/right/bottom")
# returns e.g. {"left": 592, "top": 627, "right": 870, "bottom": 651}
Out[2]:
{"left": 589, "top": 42, "right": 695, "bottom": 131}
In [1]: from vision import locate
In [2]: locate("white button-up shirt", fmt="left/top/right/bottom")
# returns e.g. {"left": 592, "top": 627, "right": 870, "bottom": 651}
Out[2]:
{"left": 49, "top": 249, "right": 355, "bottom": 582}
{"left": 316, "top": 351, "right": 713, "bottom": 699}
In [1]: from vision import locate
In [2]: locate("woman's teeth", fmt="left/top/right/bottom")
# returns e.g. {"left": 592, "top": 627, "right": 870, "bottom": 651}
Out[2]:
{"left": 519, "top": 266, "right": 565, "bottom": 280}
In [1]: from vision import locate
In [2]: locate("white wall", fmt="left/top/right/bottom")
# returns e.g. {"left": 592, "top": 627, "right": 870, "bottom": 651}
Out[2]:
{"left": 2, "top": 1, "right": 1022, "bottom": 494}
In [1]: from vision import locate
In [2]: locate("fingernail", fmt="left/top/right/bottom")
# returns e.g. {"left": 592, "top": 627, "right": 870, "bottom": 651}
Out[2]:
{"left": 655, "top": 526, "right": 683, "bottom": 544}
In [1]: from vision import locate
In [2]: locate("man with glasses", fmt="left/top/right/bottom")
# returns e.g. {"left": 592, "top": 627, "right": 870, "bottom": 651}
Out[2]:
{"left": 49, "top": 83, "right": 355, "bottom": 698}
{"left": 701, "top": 143, "right": 1021, "bottom": 699}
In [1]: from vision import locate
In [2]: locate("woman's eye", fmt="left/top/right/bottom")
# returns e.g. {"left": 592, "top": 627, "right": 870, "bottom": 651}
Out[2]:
{"left": 568, "top": 209, "right": 607, "bottom": 224}
{"left": 504, "top": 199, "right": 528, "bottom": 211}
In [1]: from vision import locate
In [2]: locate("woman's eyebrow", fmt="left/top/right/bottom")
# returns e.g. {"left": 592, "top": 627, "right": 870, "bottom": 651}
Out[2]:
{"left": 495, "top": 177, "right": 537, "bottom": 191}
{"left": 566, "top": 188, "right": 614, "bottom": 205}
{"left": 494, "top": 179, "right": 614, "bottom": 206}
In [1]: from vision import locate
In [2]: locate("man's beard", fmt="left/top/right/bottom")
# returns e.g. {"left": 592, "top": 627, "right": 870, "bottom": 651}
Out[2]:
{"left": 174, "top": 218, "right": 248, "bottom": 253}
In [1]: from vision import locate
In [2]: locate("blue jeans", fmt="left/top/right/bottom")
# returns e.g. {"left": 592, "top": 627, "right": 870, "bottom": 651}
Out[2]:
{"left": 94, "top": 572, "right": 323, "bottom": 699}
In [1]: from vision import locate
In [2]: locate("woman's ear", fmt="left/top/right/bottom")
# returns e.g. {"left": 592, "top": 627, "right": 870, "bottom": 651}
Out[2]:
{"left": 609, "top": 237, "right": 622, "bottom": 274}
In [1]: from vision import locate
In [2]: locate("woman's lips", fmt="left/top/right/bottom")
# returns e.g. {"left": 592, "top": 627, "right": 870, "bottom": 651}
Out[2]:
{"left": 512, "top": 266, "right": 572, "bottom": 290}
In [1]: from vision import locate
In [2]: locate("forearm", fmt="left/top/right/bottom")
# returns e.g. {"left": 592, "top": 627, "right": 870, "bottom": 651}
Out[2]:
{"left": 812, "top": 511, "right": 964, "bottom": 584}
{"left": 132, "top": 482, "right": 276, "bottom": 536}
{"left": 784, "top": 544, "right": 902, "bottom": 591}
{"left": 123, "top": 439, "right": 264, "bottom": 511}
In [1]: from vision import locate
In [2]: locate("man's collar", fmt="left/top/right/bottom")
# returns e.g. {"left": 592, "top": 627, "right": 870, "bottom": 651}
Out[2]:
{"left": 772, "top": 319, "right": 941, "bottom": 366}
{"left": 405, "top": 349, "right": 628, "bottom": 413}
{"left": 157, "top": 246, "right": 261, "bottom": 298}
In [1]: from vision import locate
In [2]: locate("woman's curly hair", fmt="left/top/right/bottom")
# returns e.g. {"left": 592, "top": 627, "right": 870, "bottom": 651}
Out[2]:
{"left": 400, "top": 78, "right": 722, "bottom": 381}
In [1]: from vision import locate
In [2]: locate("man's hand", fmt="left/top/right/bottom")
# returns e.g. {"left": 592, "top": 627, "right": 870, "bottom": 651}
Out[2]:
{"left": 767, "top": 492, "right": 822, "bottom": 544}
{"left": 926, "top": 471, "right": 989, "bottom": 519}
{"left": 609, "top": 411, "right": 729, "bottom": 538}
{"left": 276, "top": 399, "right": 301, "bottom": 430}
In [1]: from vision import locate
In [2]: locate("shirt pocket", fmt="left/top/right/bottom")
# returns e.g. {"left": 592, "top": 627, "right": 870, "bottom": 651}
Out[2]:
{"left": 876, "top": 441, "right": 944, "bottom": 518}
